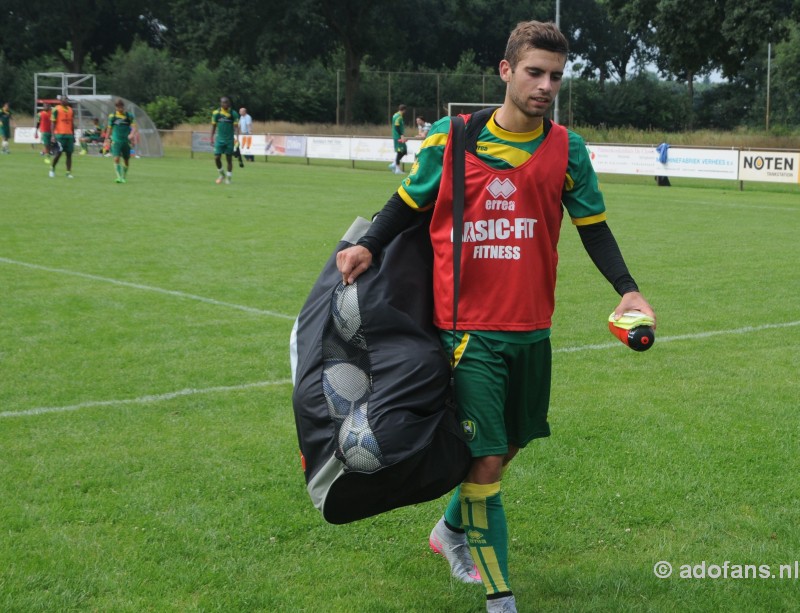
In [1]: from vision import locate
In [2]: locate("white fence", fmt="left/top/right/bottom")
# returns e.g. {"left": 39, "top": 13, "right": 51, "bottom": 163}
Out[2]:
{"left": 16, "top": 127, "right": 799, "bottom": 185}
{"left": 586, "top": 144, "right": 799, "bottom": 185}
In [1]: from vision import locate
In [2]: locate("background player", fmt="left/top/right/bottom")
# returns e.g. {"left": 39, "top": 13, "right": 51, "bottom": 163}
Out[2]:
{"left": 210, "top": 96, "right": 239, "bottom": 184}
{"left": 388, "top": 103, "right": 407, "bottom": 174}
{"left": 0, "top": 102, "right": 12, "bottom": 154}
{"left": 49, "top": 98, "right": 75, "bottom": 178}
{"left": 107, "top": 99, "right": 138, "bottom": 183}
{"left": 34, "top": 102, "right": 53, "bottom": 162}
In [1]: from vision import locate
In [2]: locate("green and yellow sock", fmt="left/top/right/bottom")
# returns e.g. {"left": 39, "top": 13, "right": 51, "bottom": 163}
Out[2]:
{"left": 446, "top": 465, "right": 509, "bottom": 530}
{"left": 460, "top": 481, "right": 510, "bottom": 596}
{"left": 444, "top": 485, "right": 463, "bottom": 530}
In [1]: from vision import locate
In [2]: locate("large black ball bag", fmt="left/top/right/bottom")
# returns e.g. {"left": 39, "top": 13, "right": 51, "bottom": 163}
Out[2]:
{"left": 290, "top": 214, "right": 471, "bottom": 524}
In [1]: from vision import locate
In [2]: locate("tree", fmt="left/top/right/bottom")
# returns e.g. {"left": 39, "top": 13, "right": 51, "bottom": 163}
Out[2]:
{"left": 0, "top": 0, "right": 160, "bottom": 73}
{"left": 310, "top": 0, "right": 400, "bottom": 124}
{"left": 608, "top": 0, "right": 791, "bottom": 128}
{"left": 770, "top": 22, "right": 800, "bottom": 126}
{"left": 563, "top": 0, "right": 648, "bottom": 84}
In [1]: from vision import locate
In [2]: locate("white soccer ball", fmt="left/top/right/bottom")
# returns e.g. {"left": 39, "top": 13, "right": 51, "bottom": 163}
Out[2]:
{"left": 338, "top": 404, "right": 383, "bottom": 472}
{"left": 331, "top": 282, "right": 365, "bottom": 348}
{"left": 322, "top": 360, "right": 370, "bottom": 422}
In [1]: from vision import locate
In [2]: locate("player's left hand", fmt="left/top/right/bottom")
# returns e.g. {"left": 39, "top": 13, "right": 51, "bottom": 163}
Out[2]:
{"left": 612, "top": 291, "right": 656, "bottom": 329}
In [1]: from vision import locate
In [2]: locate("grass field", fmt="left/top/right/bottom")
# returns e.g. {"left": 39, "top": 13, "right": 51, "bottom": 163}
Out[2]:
{"left": 1, "top": 146, "right": 799, "bottom": 612}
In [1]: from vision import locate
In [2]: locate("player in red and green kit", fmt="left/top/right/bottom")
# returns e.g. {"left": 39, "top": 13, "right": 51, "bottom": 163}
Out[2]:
{"left": 50, "top": 98, "right": 75, "bottom": 178}
{"left": 210, "top": 96, "right": 239, "bottom": 184}
{"left": 337, "top": 21, "right": 656, "bottom": 613}
{"left": 35, "top": 103, "right": 53, "bottom": 162}
{"left": 107, "top": 99, "right": 138, "bottom": 183}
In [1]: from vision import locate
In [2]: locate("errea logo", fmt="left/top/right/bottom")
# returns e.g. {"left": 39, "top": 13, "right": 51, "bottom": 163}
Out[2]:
{"left": 486, "top": 178, "right": 516, "bottom": 199}
{"left": 485, "top": 178, "right": 516, "bottom": 211}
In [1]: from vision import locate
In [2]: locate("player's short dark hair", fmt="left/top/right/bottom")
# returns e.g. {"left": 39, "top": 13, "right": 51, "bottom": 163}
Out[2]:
{"left": 398, "top": 104, "right": 407, "bottom": 111}
{"left": 504, "top": 21, "right": 569, "bottom": 68}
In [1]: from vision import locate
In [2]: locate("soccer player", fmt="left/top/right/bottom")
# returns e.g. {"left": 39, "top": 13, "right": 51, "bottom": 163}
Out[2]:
{"left": 388, "top": 103, "right": 407, "bottom": 174}
{"left": 49, "top": 98, "right": 75, "bottom": 178}
{"left": 210, "top": 96, "right": 239, "bottom": 184}
{"left": 0, "top": 102, "right": 12, "bottom": 154}
{"left": 107, "top": 99, "right": 138, "bottom": 183}
{"left": 35, "top": 103, "right": 53, "bottom": 162}
{"left": 79, "top": 117, "right": 104, "bottom": 155}
{"left": 336, "top": 21, "right": 656, "bottom": 613}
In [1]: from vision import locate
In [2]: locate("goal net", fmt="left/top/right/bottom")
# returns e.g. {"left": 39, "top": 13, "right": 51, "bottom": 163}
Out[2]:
{"left": 446, "top": 102, "right": 502, "bottom": 117}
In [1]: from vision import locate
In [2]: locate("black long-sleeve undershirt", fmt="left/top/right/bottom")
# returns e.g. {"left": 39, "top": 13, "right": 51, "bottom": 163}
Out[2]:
{"left": 355, "top": 193, "right": 416, "bottom": 256}
{"left": 576, "top": 221, "right": 639, "bottom": 296}
{"left": 357, "top": 193, "right": 640, "bottom": 297}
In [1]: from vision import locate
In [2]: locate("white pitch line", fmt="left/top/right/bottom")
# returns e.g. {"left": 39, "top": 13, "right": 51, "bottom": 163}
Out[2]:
{"left": 4, "top": 320, "right": 799, "bottom": 420}
{"left": 555, "top": 320, "right": 800, "bottom": 353}
{"left": 654, "top": 197, "right": 799, "bottom": 213}
{"left": 0, "top": 379, "right": 293, "bottom": 419}
{"left": 0, "top": 257, "right": 295, "bottom": 320}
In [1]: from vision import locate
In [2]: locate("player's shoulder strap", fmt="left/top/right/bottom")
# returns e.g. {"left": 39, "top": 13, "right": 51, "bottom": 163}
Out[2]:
{"left": 463, "top": 107, "right": 494, "bottom": 153}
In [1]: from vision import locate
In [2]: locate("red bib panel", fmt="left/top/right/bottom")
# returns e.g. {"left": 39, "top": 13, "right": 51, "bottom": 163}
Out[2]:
{"left": 431, "top": 117, "right": 569, "bottom": 331}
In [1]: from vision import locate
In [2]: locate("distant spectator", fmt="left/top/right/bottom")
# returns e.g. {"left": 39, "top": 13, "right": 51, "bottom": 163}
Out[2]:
{"left": 416, "top": 116, "right": 432, "bottom": 138}
{"left": 238, "top": 107, "right": 254, "bottom": 161}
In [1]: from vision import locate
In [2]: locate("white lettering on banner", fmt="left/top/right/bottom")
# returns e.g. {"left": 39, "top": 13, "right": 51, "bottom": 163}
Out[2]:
{"left": 461, "top": 218, "right": 537, "bottom": 243}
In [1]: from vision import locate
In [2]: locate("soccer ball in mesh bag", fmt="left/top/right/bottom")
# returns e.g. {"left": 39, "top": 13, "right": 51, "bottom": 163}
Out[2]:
{"left": 322, "top": 359, "right": 370, "bottom": 422}
{"left": 331, "top": 282, "right": 366, "bottom": 348}
{"left": 338, "top": 404, "right": 383, "bottom": 472}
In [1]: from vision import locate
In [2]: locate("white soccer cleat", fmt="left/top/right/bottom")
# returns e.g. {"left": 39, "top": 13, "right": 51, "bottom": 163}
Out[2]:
{"left": 429, "top": 517, "right": 482, "bottom": 584}
{"left": 388, "top": 162, "right": 396, "bottom": 171}
{"left": 486, "top": 595, "right": 517, "bottom": 613}
{"left": 48, "top": 170, "right": 55, "bottom": 178}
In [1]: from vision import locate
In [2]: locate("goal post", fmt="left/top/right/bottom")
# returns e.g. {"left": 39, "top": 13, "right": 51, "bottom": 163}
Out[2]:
{"left": 446, "top": 102, "right": 502, "bottom": 117}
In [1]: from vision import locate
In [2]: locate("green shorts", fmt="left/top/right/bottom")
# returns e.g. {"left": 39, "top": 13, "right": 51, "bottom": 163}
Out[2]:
{"left": 1, "top": 126, "right": 10, "bottom": 139}
{"left": 55, "top": 134, "right": 75, "bottom": 154}
{"left": 443, "top": 331, "right": 552, "bottom": 457}
{"left": 111, "top": 141, "right": 131, "bottom": 158}
{"left": 394, "top": 141, "right": 408, "bottom": 155}
{"left": 214, "top": 139, "right": 234, "bottom": 156}
{"left": 41, "top": 132, "right": 52, "bottom": 147}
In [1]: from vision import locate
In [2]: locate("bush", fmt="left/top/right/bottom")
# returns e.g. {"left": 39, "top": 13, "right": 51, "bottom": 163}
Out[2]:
{"left": 144, "top": 96, "right": 186, "bottom": 129}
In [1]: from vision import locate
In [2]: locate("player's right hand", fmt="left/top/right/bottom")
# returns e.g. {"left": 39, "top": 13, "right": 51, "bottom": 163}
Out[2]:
{"left": 336, "top": 245, "right": 372, "bottom": 286}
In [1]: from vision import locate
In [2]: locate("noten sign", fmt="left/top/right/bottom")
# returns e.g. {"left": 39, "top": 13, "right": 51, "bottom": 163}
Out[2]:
{"left": 738, "top": 151, "right": 800, "bottom": 183}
